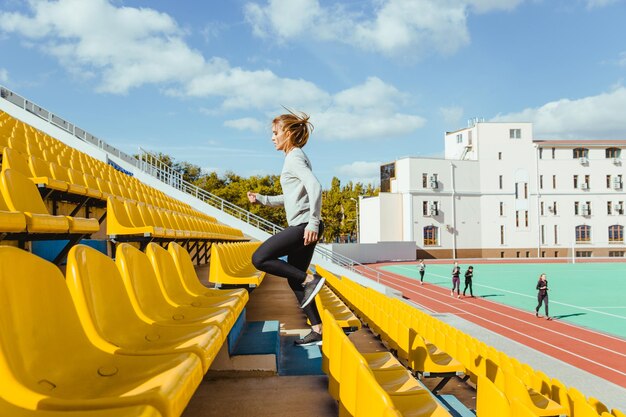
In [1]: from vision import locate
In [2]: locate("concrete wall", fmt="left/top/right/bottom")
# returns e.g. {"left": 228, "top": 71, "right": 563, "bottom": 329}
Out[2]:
{"left": 330, "top": 241, "right": 416, "bottom": 263}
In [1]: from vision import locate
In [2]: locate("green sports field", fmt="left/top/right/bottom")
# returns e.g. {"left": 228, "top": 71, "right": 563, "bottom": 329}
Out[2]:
{"left": 381, "top": 262, "right": 626, "bottom": 339}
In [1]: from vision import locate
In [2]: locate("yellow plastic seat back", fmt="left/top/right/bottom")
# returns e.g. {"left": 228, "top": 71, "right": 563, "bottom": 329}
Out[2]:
{"left": 0, "top": 398, "right": 163, "bottom": 417}
{"left": 0, "top": 169, "right": 50, "bottom": 215}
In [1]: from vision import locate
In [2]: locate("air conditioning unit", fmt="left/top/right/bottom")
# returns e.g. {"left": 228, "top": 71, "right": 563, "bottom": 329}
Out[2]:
{"left": 429, "top": 203, "right": 439, "bottom": 216}
{"left": 581, "top": 204, "right": 590, "bottom": 216}
{"left": 579, "top": 157, "right": 589, "bottom": 165}
{"left": 613, "top": 178, "right": 623, "bottom": 190}
{"left": 614, "top": 157, "right": 621, "bottom": 165}
{"left": 547, "top": 205, "right": 555, "bottom": 213}
{"left": 616, "top": 203, "right": 624, "bottom": 214}
{"left": 580, "top": 183, "right": 589, "bottom": 190}
{"left": 429, "top": 176, "right": 438, "bottom": 189}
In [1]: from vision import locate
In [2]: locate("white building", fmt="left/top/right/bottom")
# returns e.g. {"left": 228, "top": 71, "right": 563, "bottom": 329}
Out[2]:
{"left": 360, "top": 121, "right": 625, "bottom": 259}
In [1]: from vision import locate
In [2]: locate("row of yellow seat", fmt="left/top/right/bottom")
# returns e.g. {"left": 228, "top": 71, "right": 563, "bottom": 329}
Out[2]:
{"left": 1, "top": 112, "right": 245, "bottom": 243}
{"left": 0, "top": 241, "right": 248, "bottom": 417}
{"left": 315, "top": 266, "right": 624, "bottom": 417}
{"left": 0, "top": 111, "right": 224, "bottom": 226}
{"left": 0, "top": 168, "right": 99, "bottom": 235}
{"left": 107, "top": 196, "right": 244, "bottom": 241}
{"left": 208, "top": 241, "right": 265, "bottom": 287}
{"left": 314, "top": 285, "right": 361, "bottom": 330}
{"left": 321, "top": 309, "right": 453, "bottom": 417}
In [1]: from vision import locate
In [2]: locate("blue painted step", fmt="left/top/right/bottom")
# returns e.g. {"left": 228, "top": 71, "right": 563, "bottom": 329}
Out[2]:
{"left": 229, "top": 319, "right": 281, "bottom": 358}
{"left": 436, "top": 394, "right": 476, "bottom": 417}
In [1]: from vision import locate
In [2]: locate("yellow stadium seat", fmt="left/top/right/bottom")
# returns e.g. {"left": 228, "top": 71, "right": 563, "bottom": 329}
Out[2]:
{"left": 167, "top": 242, "right": 249, "bottom": 301}
{"left": 145, "top": 243, "right": 244, "bottom": 315}
{"left": 27, "top": 155, "right": 70, "bottom": 191}
{"left": 68, "top": 168, "right": 102, "bottom": 199}
{"left": 339, "top": 335, "right": 427, "bottom": 417}
{"left": 568, "top": 387, "right": 602, "bottom": 417}
{"left": 504, "top": 370, "right": 568, "bottom": 417}
{"left": 0, "top": 397, "right": 162, "bottom": 417}
{"left": 50, "top": 162, "right": 89, "bottom": 195}
{"left": 476, "top": 375, "right": 511, "bottom": 417}
{"left": 0, "top": 185, "right": 27, "bottom": 233}
{"left": 208, "top": 242, "right": 264, "bottom": 286}
{"left": 613, "top": 408, "right": 626, "bottom": 417}
{"left": 115, "top": 243, "right": 234, "bottom": 341}
{"left": 354, "top": 363, "right": 452, "bottom": 417}
{"left": 408, "top": 328, "right": 465, "bottom": 376}
{"left": 0, "top": 246, "right": 203, "bottom": 417}
{"left": 65, "top": 244, "right": 223, "bottom": 373}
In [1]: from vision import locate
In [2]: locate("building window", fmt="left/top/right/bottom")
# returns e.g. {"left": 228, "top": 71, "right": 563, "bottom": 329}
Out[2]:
{"left": 553, "top": 202, "right": 558, "bottom": 215}
{"left": 573, "top": 148, "right": 589, "bottom": 158}
{"left": 499, "top": 175, "right": 503, "bottom": 189}
{"left": 574, "top": 201, "right": 579, "bottom": 215}
{"left": 422, "top": 201, "right": 428, "bottom": 216}
{"left": 540, "top": 202, "right": 544, "bottom": 216}
{"left": 552, "top": 175, "right": 556, "bottom": 189}
{"left": 509, "top": 129, "right": 521, "bottom": 139}
{"left": 456, "top": 134, "right": 462, "bottom": 144}
{"left": 575, "top": 225, "right": 591, "bottom": 242}
{"left": 552, "top": 148, "right": 556, "bottom": 159}
{"left": 607, "top": 175, "right": 612, "bottom": 189}
{"left": 380, "top": 162, "right": 395, "bottom": 193}
{"left": 526, "top": 251, "right": 530, "bottom": 258}
{"left": 541, "top": 251, "right": 546, "bottom": 257}
{"left": 584, "top": 201, "right": 591, "bottom": 216}
{"left": 423, "top": 226, "right": 438, "bottom": 246}
{"left": 525, "top": 210, "right": 529, "bottom": 227}
{"left": 609, "top": 251, "right": 625, "bottom": 257}
{"left": 468, "top": 131, "right": 473, "bottom": 145}
{"left": 617, "top": 201, "right": 625, "bottom": 215}
{"left": 606, "top": 147, "right": 621, "bottom": 158}
{"left": 500, "top": 251, "right": 505, "bottom": 258}
{"left": 500, "top": 225, "right": 505, "bottom": 244}
{"left": 539, "top": 175, "right": 543, "bottom": 189}
{"left": 554, "top": 225, "right": 558, "bottom": 244}
{"left": 524, "top": 183, "right": 528, "bottom": 199}
{"left": 608, "top": 201, "right": 613, "bottom": 215}
{"left": 498, "top": 152, "right": 502, "bottom": 160}
{"left": 499, "top": 202, "right": 504, "bottom": 216}
{"left": 516, "top": 211, "right": 519, "bottom": 227}
{"left": 576, "top": 251, "right": 592, "bottom": 258}
{"left": 573, "top": 175, "right": 578, "bottom": 189}
{"left": 608, "top": 225, "right": 624, "bottom": 243}
{"left": 515, "top": 183, "right": 519, "bottom": 199}
{"left": 539, "top": 148, "right": 543, "bottom": 159}
{"left": 541, "top": 225, "right": 545, "bottom": 244}
{"left": 422, "top": 173, "right": 428, "bottom": 188}
{"left": 585, "top": 175, "right": 590, "bottom": 188}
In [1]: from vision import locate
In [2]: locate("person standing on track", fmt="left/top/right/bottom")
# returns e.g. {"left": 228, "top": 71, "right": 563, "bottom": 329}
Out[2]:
{"left": 535, "top": 273, "right": 551, "bottom": 320}
{"left": 451, "top": 261, "right": 461, "bottom": 298}
{"left": 462, "top": 265, "right": 474, "bottom": 297}
{"left": 418, "top": 259, "right": 425, "bottom": 285}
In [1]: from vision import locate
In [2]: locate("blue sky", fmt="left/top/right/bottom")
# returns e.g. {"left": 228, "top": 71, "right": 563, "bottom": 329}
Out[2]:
{"left": 1, "top": 0, "right": 625, "bottom": 188}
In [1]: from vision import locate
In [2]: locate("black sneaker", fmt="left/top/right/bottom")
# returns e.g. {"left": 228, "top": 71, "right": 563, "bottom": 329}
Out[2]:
{"left": 300, "top": 274, "right": 325, "bottom": 309}
{"left": 294, "top": 330, "right": 322, "bottom": 346}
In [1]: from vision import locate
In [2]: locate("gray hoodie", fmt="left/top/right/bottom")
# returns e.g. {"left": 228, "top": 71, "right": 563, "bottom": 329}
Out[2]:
{"left": 256, "top": 147, "right": 322, "bottom": 233}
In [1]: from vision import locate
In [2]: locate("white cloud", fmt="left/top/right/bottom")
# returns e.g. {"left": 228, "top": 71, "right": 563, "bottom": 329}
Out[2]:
{"left": 224, "top": 117, "right": 265, "bottom": 131}
{"left": 0, "top": 68, "right": 8, "bottom": 83}
{"left": 313, "top": 77, "right": 426, "bottom": 140}
{"left": 0, "top": 0, "right": 426, "bottom": 141}
{"left": 491, "top": 86, "right": 626, "bottom": 139}
{"left": 245, "top": 0, "right": 525, "bottom": 56}
{"left": 440, "top": 106, "right": 464, "bottom": 127}
{"left": 337, "top": 161, "right": 381, "bottom": 186}
{"left": 585, "top": 0, "right": 620, "bottom": 9}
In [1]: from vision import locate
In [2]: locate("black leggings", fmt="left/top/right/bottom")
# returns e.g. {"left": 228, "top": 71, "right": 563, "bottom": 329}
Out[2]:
{"left": 463, "top": 280, "right": 473, "bottom": 296}
{"left": 536, "top": 292, "right": 549, "bottom": 316}
{"left": 252, "top": 222, "right": 324, "bottom": 326}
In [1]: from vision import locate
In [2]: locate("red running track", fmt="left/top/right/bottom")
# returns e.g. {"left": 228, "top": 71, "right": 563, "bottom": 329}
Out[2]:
{"left": 357, "top": 264, "right": 626, "bottom": 388}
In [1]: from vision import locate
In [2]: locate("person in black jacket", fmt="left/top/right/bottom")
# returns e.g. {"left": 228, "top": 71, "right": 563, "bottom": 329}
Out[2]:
{"left": 535, "top": 273, "right": 551, "bottom": 320}
{"left": 463, "top": 266, "right": 474, "bottom": 297}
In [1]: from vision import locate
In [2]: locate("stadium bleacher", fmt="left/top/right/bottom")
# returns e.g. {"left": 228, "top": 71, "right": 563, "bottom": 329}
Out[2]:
{"left": 1, "top": 96, "right": 624, "bottom": 417}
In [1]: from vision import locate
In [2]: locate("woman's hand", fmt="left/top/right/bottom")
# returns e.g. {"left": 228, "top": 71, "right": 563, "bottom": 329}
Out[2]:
{"left": 247, "top": 191, "right": 258, "bottom": 203}
{"left": 303, "top": 229, "right": 318, "bottom": 246}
